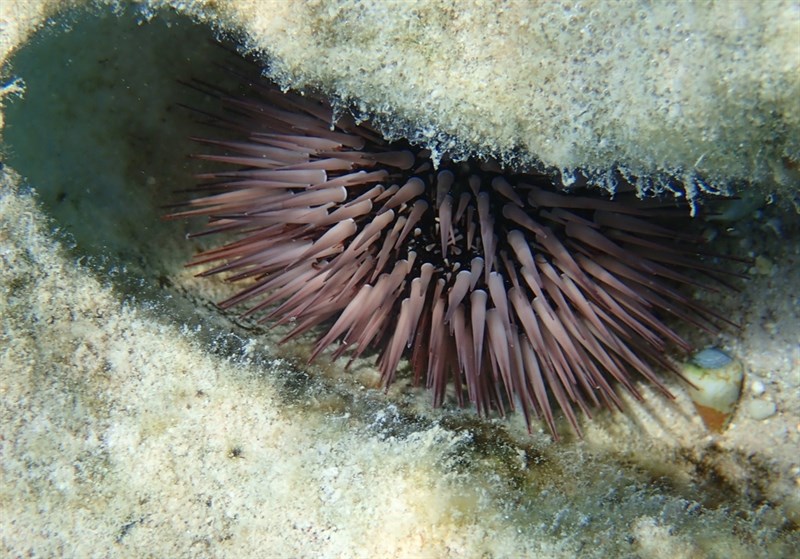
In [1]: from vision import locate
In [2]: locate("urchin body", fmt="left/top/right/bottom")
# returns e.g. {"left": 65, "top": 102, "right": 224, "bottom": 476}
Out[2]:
{"left": 169, "top": 74, "right": 729, "bottom": 439}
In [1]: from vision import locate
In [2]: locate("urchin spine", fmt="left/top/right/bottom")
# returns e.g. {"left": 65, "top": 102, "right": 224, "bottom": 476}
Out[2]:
{"left": 169, "top": 75, "right": 729, "bottom": 439}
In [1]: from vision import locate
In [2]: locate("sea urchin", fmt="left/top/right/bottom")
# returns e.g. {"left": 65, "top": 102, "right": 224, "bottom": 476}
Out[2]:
{"left": 167, "top": 67, "right": 734, "bottom": 439}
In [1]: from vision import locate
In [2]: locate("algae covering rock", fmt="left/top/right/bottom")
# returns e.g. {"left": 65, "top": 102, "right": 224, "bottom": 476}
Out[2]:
{"left": 209, "top": 0, "right": 800, "bottom": 199}
{"left": 3, "top": 0, "right": 800, "bottom": 199}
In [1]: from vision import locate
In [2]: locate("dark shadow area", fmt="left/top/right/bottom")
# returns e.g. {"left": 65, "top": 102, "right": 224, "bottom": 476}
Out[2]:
{"left": 1, "top": 5, "right": 240, "bottom": 307}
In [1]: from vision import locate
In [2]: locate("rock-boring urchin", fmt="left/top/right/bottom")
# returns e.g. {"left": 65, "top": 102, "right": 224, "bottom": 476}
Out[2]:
{"left": 167, "top": 67, "right": 736, "bottom": 440}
